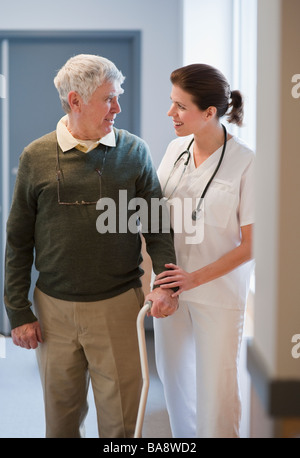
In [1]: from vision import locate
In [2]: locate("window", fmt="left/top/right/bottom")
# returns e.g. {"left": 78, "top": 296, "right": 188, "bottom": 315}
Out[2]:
{"left": 183, "top": 0, "right": 257, "bottom": 150}
{"left": 183, "top": 0, "right": 257, "bottom": 304}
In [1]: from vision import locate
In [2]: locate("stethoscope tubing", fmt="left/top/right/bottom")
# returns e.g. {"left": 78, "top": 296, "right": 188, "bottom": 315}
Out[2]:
{"left": 162, "top": 124, "right": 227, "bottom": 220}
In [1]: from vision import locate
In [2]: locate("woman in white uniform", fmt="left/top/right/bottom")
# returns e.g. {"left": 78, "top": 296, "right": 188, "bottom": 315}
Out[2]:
{"left": 153, "top": 64, "right": 255, "bottom": 438}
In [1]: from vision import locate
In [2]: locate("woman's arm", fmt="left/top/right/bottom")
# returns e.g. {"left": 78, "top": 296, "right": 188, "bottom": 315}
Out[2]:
{"left": 154, "top": 224, "right": 253, "bottom": 297}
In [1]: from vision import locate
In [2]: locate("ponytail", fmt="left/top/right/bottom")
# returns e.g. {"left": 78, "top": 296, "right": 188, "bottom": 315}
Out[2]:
{"left": 226, "top": 90, "right": 244, "bottom": 126}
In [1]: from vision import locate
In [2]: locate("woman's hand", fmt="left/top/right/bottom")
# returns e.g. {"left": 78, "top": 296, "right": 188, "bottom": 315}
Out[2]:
{"left": 154, "top": 224, "right": 254, "bottom": 299}
{"left": 154, "top": 263, "right": 197, "bottom": 297}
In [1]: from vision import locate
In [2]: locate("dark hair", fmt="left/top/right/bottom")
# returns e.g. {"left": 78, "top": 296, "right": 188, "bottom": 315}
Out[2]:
{"left": 170, "top": 64, "right": 244, "bottom": 127}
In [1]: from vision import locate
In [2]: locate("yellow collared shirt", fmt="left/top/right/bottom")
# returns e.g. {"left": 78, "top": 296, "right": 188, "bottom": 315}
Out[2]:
{"left": 56, "top": 115, "right": 116, "bottom": 153}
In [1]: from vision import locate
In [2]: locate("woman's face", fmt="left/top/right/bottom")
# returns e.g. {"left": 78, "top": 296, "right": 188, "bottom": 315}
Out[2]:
{"left": 168, "top": 84, "right": 206, "bottom": 137}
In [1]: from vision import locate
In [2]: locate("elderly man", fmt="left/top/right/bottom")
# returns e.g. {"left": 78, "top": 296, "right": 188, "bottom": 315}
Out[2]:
{"left": 4, "top": 54, "right": 178, "bottom": 438}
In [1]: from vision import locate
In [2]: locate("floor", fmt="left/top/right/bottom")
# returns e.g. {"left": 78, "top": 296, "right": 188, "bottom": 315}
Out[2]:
{"left": 0, "top": 331, "right": 171, "bottom": 438}
{"left": 0, "top": 330, "right": 250, "bottom": 438}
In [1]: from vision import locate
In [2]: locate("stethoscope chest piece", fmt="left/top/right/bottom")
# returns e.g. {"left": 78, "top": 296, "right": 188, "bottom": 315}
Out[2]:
{"left": 192, "top": 209, "right": 201, "bottom": 221}
{"left": 163, "top": 124, "right": 228, "bottom": 221}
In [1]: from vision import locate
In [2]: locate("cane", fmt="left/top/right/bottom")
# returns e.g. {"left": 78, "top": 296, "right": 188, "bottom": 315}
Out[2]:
{"left": 134, "top": 300, "right": 152, "bottom": 438}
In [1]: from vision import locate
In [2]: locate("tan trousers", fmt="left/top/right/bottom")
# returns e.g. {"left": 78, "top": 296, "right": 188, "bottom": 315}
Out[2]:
{"left": 34, "top": 287, "right": 144, "bottom": 438}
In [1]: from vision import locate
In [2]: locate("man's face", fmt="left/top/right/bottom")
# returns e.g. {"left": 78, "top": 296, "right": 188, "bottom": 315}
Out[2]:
{"left": 75, "top": 80, "right": 123, "bottom": 140}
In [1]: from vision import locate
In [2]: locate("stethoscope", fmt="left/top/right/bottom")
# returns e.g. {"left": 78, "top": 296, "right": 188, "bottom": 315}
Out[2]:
{"left": 162, "top": 124, "right": 227, "bottom": 221}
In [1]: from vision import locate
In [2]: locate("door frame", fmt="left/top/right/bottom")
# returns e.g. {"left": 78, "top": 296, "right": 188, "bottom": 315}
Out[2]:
{"left": 0, "top": 29, "right": 141, "bottom": 134}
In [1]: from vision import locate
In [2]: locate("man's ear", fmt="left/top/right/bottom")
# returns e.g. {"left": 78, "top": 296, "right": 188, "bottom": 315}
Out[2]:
{"left": 68, "top": 91, "right": 82, "bottom": 112}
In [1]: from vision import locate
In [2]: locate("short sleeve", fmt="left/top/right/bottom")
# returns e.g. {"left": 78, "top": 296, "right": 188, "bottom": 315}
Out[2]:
{"left": 239, "top": 154, "right": 255, "bottom": 227}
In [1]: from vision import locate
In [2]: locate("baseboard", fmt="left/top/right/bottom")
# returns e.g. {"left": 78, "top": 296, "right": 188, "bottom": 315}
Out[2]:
{"left": 247, "top": 340, "right": 300, "bottom": 416}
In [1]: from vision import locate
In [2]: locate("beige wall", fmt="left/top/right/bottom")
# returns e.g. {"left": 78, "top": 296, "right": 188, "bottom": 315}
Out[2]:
{"left": 277, "top": 0, "right": 300, "bottom": 378}
{"left": 251, "top": 0, "right": 300, "bottom": 437}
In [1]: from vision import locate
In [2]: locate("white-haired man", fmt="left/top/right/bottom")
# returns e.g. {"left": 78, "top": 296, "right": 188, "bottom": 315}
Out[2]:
{"left": 4, "top": 54, "right": 178, "bottom": 438}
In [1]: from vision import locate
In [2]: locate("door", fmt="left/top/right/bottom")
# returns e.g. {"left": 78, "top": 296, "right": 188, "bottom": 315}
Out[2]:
{"left": 0, "top": 31, "right": 141, "bottom": 334}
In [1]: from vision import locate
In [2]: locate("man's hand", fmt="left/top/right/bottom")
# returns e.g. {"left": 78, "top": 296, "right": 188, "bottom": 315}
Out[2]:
{"left": 11, "top": 321, "right": 43, "bottom": 350}
{"left": 145, "top": 287, "right": 179, "bottom": 319}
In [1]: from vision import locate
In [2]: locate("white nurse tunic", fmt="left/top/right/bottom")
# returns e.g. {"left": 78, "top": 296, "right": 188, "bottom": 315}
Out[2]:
{"left": 154, "top": 134, "right": 255, "bottom": 438}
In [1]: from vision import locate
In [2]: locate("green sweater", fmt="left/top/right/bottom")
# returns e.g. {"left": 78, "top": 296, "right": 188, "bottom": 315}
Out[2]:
{"left": 4, "top": 129, "right": 176, "bottom": 330}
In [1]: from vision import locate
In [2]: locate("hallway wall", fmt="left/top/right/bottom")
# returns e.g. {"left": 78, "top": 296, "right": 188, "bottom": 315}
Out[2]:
{"left": 0, "top": 0, "right": 183, "bottom": 167}
{"left": 249, "top": 0, "right": 300, "bottom": 437}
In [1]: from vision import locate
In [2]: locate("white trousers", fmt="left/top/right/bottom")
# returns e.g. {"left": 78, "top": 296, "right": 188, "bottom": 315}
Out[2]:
{"left": 153, "top": 300, "right": 245, "bottom": 438}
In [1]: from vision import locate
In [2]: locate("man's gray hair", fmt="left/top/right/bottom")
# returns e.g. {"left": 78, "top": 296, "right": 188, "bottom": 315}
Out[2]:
{"left": 54, "top": 54, "right": 125, "bottom": 113}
